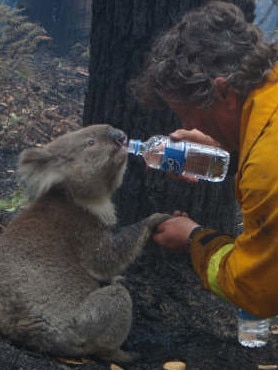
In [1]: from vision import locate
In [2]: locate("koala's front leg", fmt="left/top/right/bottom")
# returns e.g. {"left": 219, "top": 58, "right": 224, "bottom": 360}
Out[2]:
{"left": 103, "top": 213, "right": 171, "bottom": 275}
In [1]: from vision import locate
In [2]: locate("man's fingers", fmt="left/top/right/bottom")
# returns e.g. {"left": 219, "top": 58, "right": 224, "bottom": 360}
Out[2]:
{"left": 173, "top": 210, "right": 189, "bottom": 217}
{"left": 170, "top": 129, "right": 220, "bottom": 147}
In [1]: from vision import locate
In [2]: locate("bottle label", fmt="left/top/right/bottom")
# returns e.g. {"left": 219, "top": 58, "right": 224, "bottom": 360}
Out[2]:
{"left": 160, "top": 141, "right": 186, "bottom": 175}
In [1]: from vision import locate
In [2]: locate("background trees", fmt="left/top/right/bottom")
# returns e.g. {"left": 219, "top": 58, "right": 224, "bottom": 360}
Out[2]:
{"left": 16, "top": 0, "right": 91, "bottom": 53}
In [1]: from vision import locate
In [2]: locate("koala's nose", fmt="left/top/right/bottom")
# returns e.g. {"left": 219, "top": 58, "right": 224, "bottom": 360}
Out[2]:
{"left": 107, "top": 126, "right": 127, "bottom": 147}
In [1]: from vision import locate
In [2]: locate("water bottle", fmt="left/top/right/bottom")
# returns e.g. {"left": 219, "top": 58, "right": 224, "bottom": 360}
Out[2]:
{"left": 237, "top": 308, "right": 270, "bottom": 348}
{"left": 127, "top": 135, "right": 230, "bottom": 182}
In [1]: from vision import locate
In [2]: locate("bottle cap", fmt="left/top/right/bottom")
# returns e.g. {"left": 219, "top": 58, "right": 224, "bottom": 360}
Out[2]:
{"left": 128, "top": 139, "right": 141, "bottom": 155}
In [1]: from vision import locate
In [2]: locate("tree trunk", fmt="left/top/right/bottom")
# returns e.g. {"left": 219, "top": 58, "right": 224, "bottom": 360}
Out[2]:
{"left": 83, "top": 0, "right": 254, "bottom": 232}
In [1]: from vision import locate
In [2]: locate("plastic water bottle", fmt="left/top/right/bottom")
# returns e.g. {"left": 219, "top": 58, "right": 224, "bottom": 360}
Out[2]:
{"left": 127, "top": 135, "right": 230, "bottom": 182}
{"left": 237, "top": 308, "right": 270, "bottom": 348}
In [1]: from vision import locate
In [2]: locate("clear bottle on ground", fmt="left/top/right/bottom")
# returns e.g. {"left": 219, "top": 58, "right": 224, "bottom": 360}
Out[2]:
{"left": 237, "top": 308, "right": 270, "bottom": 348}
{"left": 127, "top": 135, "right": 230, "bottom": 182}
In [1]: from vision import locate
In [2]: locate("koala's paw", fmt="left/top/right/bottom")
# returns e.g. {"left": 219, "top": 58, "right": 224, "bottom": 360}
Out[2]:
{"left": 147, "top": 213, "right": 172, "bottom": 231}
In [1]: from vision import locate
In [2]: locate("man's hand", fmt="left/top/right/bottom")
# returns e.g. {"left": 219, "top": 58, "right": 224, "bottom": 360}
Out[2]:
{"left": 153, "top": 211, "right": 200, "bottom": 252}
{"left": 170, "top": 129, "right": 221, "bottom": 147}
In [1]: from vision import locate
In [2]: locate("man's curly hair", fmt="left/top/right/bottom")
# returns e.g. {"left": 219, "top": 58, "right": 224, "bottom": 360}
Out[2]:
{"left": 131, "top": 1, "right": 278, "bottom": 109}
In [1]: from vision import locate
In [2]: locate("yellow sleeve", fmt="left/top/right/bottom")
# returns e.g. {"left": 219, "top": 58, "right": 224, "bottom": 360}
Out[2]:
{"left": 189, "top": 228, "right": 235, "bottom": 300}
{"left": 189, "top": 227, "right": 278, "bottom": 319}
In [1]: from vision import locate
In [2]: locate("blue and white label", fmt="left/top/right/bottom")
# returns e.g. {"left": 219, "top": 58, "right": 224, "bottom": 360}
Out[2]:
{"left": 160, "top": 141, "right": 186, "bottom": 175}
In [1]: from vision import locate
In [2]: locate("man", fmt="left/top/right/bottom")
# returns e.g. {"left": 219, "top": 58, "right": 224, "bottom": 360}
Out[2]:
{"left": 131, "top": 1, "right": 278, "bottom": 318}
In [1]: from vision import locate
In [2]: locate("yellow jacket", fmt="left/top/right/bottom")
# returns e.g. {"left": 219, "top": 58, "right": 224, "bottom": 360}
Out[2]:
{"left": 191, "top": 65, "right": 278, "bottom": 318}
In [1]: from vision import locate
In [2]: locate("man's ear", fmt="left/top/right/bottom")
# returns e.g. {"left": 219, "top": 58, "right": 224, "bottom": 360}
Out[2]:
{"left": 214, "top": 77, "right": 238, "bottom": 111}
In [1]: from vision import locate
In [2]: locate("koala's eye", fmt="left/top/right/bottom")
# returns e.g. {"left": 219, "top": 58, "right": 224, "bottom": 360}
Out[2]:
{"left": 87, "top": 139, "right": 96, "bottom": 146}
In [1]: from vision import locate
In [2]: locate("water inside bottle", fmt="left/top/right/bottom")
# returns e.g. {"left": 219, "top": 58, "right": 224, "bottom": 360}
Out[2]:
{"left": 238, "top": 317, "right": 269, "bottom": 348}
{"left": 183, "top": 143, "right": 229, "bottom": 182}
{"left": 144, "top": 143, "right": 165, "bottom": 170}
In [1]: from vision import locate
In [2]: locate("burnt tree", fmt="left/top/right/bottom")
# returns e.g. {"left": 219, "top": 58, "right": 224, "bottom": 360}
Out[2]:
{"left": 83, "top": 0, "right": 255, "bottom": 232}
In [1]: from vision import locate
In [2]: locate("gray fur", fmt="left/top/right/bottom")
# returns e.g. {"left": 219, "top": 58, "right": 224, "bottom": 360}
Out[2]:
{"left": 0, "top": 124, "right": 170, "bottom": 362}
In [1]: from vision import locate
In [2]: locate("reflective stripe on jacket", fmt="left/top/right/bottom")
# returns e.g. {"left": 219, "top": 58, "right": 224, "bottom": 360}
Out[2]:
{"left": 190, "top": 65, "right": 278, "bottom": 318}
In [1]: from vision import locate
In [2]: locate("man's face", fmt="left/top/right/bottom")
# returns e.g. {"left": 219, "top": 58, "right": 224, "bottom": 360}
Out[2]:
{"left": 165, "top": 89, "right": 242, "bottom": 153}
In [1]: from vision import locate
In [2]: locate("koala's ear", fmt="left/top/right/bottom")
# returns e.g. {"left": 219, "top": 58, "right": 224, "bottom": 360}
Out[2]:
{"left": 18, "top": 148, "right": 64, "bottom": 200}
{"left": 19, "top": 147, "right": 54, "bottom": 166}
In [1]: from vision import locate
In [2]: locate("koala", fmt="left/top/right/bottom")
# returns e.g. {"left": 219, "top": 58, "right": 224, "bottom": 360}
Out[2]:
{"left": 0, "top": 124, "right": 170, "bottom": 363}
